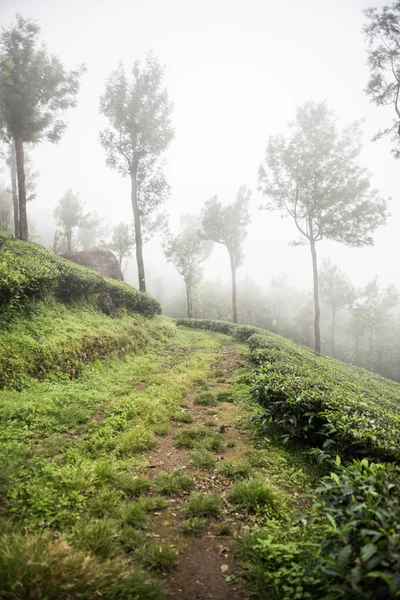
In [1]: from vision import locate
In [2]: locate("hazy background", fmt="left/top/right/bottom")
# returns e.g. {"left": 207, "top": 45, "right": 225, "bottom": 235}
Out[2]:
{"left": 0, "top": 0, "right": 397, "bottom": 292}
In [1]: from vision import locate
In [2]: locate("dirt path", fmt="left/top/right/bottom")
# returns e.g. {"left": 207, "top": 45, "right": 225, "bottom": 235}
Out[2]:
{"left": 141, "top": 344, "right": 251, "bottom": 600}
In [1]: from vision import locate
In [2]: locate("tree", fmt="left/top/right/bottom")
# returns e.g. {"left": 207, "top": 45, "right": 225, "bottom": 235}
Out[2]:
{"left": 0, "top": 185, "right": 12, "bottom": 232}
{"left": 5, "top": 141, "right": 38, "bottom": 236}
{"left": 53, "top": 190, "right": 84, "bottom": 253}
{"left": 319, "top": 259, "right": 356, "bottom": 357}
{"left": 201, "top": 186, "right": 251, "bottom": 323}
{"left": 364, "top": 2, "right": 400, "bottom": 158}
{"left": 109, "top": 222, "right": 136, "bottom": 268}
{"left": 109, "top": 212, "right": 168, "bottom": 273}
{"left": 163, "top": 215, "right": 212, "bottom": 318}
{"left": 77, "top": 211, "right": 109, "bottom": 251}
{"left": 258, "top": 101, "right": 387, "bottom": 353}
{"left": 99, "top": 52, "right": 174, "bottom": 292}
{"left": 351, "top": 277, "right": 399, "bottom": 370}
{"left": 0, "top": 16, "right": 84, "bottom": 240}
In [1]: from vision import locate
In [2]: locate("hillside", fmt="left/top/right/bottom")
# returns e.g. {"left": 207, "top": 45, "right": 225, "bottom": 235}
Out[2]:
{"left": 0, "top": 239, "right": 399, "bottom": 599}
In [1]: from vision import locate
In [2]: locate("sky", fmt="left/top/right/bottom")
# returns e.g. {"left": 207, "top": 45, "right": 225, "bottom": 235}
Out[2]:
{"left": 0, "top": 0, "right": 398, "bottom": 294}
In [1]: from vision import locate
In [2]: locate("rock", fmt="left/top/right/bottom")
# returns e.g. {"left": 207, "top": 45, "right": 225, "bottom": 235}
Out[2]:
{"left": 61, "top": 248, "right": 123, "bottom": 281}
{"left": 99, "top": 293, "right": 117, "bottom": 318}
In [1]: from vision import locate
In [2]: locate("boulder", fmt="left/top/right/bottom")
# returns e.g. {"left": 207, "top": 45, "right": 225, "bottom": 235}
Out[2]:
{"left": 61, "top": 248, "right": 123, "bottom": 281}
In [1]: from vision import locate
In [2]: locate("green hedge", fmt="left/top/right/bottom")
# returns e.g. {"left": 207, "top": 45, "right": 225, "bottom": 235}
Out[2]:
{"left": 0, "top": 233, "right": 161, "bottom": 317}
{"left": 177, "top": 319, "right": 400, "bottom": 462}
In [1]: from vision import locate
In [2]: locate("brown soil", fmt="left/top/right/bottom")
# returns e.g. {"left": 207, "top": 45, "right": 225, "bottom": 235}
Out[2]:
{"left": 142, "top": 345, "right": 251, "bottom": 600}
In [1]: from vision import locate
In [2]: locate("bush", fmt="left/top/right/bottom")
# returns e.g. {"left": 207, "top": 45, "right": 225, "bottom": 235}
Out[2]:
{"left": 178, "top": 318, "right": 400, "bottom": 462}
{"left": 314, "top": 458, "right": 400, "bottom": 599}
{"left": 0, "top": 233, "right": 161, "bottom": 317}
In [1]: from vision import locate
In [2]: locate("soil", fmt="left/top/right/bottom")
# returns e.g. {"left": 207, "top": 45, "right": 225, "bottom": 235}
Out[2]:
{"left": 142, "top": 345, "right": 252, "bottom": 600}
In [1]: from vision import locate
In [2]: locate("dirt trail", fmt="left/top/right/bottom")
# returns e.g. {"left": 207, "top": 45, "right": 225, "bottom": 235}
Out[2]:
{"left": 142, "top": 344, "right": 251, "bottom": 600}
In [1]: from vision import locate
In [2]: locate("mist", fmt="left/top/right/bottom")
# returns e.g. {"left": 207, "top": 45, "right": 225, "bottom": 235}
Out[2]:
{"left": 1, "top": 0, "right": 399, "bottom": 378}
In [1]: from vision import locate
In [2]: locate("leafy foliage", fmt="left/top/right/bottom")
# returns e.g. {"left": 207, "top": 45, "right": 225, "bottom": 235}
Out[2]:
{"left": 364, "top": 2, "right": 400, "bottom": 158}
{"left": 0, "top": 232, "right": 161, "bottom": 317}
{"left": 178, "top": 319, "right": 400, "bottom": 461}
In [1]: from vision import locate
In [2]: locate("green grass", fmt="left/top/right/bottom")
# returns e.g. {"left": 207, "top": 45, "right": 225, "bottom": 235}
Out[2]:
{"left": 171, "top": 411, "right": 194, "bottom": 424}
{"left": 190, "top": 448, "right": 217, "bottom": 469}
{"left": 218, "top": 461, "right": 252, "bottom": 480}
{"left": 214, "top": 522, "right": 234, "bottom": 536}
{"left": 154, "top": 470, "right": 195, "bottom": 495}
{"left": 135, "top": 543, "right": 178, "bottom": 571}
{"left": 181, "top": 516, "right": 207, "bottom": 534}
{"left": 184, "top": 493, "right": 222, "bottom": 518}
{"left": 228, "top": 479, "right": 278, "bottom": 513}
{"left": 0, "top": 320, "right": 230, "bottom": 598}
{"left": 0, "top": 532, "right": 163, "bottom": 600}
{"left": 194, "top": 391, "right": 218, "bottom": 406}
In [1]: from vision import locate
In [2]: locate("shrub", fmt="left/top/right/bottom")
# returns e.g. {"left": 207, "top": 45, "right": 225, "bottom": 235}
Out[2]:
{"left": 314, "top": 458, "right": 400, "bottom": 599}
{"left": 0, "top": 233, "right": 161, "bottom": 317}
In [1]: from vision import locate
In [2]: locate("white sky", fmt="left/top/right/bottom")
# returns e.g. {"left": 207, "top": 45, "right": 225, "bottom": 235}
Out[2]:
{"left": 0, "top": 0, "right": 398, "bottom": 293}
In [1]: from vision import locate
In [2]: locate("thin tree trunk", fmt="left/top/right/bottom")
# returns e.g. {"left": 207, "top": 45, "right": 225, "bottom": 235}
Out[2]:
{"left": 369, "top": 329, "right": 373, "bottom": 371}
{"left": 185, "top": 279, "right": 192, "bottom": 318}
{"left": 10, "top": 141, "right": 19, "bottom": 237}
{"left": 130, "top": 168, "right": 146, "bottom": 292}
{"left": 229, "top": 250, "right": 238, "bottom": 324}
{"left": 309, "top": 236, "right": 321, "bottom": 353}
{"left": 331, "top": 307, "right": 336, "bottom": 357}
{"left": 14, "top": 136, "right": 28, "bottom": 241}
{"left": 67, "top": 229, "right": 72, "bottom": 253}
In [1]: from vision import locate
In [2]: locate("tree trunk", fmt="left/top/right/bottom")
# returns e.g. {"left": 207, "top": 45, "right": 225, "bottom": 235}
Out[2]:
{"left": 10, "top": 141, "right": 19, "bottom": 237}
{"left": 130, "top": 168, "right": 146, "bottom": 292}
{"left": 66, "top": 229, "right": 72, "bottom": 253}
{"left": 185, "top": 279, "right": 193, "bottom": 318}
{"left": 331, "top": 307, "right": 336, "bottom": 357}
{"left": 309, "top": 237, "right": 321, "bottom": 353}
{"left": 14, "top": 136, "right": 28, "bottom": 241}
{"left": 369, "top": 329, "right": 373, "bottom": 371}
{"left": 229, "top": 250, "right": 238, "bottom": 324}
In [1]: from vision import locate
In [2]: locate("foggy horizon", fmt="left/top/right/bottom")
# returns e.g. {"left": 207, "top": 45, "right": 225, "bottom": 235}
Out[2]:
{"left": 0, "top": 0, "right": 398, "bottom": 294}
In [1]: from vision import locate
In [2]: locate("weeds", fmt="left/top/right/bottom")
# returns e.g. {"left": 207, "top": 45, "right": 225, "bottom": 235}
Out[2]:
{"left": 228, "top": 479, "right": 278, "bottom": 513}
{"left": 154, "top": 470, "right": 194, "bottom": 495}
{"left": 184, "top": 493, "right": 222, "bottom": 518}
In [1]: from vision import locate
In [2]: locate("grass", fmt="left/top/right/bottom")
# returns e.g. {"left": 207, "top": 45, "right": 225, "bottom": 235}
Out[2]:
{"left": 114, "top": 474, "right": 151, "bottom": 497}
{"left": 154, "top": 470, "right": 195, "bottom": 495}
{"left": 218, "top": 461, "right": 252, "bottom": 480}
{"left": 214, "top": 522, "right": 234, "bottom": 536}
{"left": 181, "top": 516, "right": 207, "bottom": 534}
{"left": 171, "top": 411, "right": 194, "bottom": 424}
{"left": 190, "top": 448, "right": 217, "bottom": 469}
{"left": 184, "top": 493, "right": 222, "bottom": 518}
{"left": 0, "top": 533, "right": 163, "bottom": 600}
{"left": 228, "top": 479, "right": 278, "bottom": 512}
{"left": 216, "top": 390, "right": 235, "bottom": 403}
{"left": 135, "top": 543, "right": 178, "bottom": 571}
{"left": 194, "top": 391, "right": 218, "bottom": 406}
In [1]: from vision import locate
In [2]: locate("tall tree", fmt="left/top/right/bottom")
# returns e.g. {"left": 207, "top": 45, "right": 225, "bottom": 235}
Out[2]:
{"left": 319, "top": 259, "right": 356, "bottom": 357}
{"left": 0, "top": 16, "right": 84, "bottom": 240}
{"left": 99, "top": 52, "right": 174, "bottom": 292}
{"left": 5, "top": 141, "right": 38, "bottom": 236}
{"left": 364, "top": 2, "right": 400, "bottom": 158}
{"left": 258, "top": 101, "right": 387, "bottom": 353}
{"left": 53, "top": 190, "right": 84, "bottom": 253}
{"left": 201, "top": 186, "right": 251, "bottom": 323}
{"left": 163, "top": 215, "right": 211, "bottom": 318}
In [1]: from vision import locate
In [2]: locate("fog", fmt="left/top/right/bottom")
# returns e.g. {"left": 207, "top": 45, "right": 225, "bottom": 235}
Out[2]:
{"left": 1, "top": 0, "right": 399, "bottom": 369}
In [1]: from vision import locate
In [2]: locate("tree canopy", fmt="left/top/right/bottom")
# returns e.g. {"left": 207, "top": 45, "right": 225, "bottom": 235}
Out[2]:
{"left": 258, "top": 101, "right": 387, "bottom": 352}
